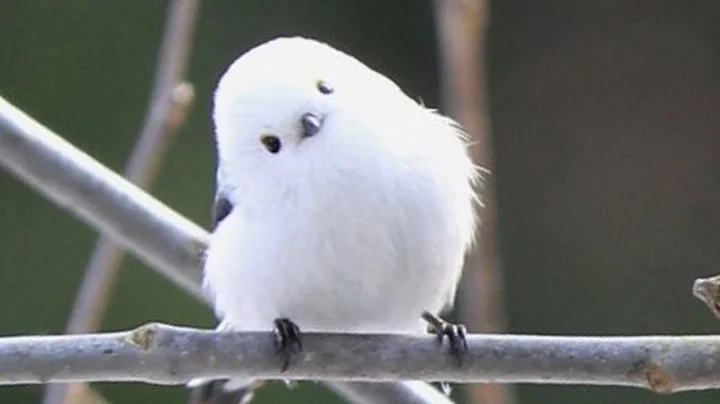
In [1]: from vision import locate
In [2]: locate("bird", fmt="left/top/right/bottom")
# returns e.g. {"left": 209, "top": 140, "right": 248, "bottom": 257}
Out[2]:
{"left": 187, "top": 36, "right": 480, "bottom": 404}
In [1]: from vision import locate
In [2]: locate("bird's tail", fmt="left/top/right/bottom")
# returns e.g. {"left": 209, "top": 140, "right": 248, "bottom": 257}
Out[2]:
{"left": 187, "top": 378, "right": 265, "bottom": 404}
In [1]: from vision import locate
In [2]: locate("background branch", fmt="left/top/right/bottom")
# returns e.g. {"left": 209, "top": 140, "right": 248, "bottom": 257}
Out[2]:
{"left": 0, "top": 95, "right": 454, "bottom": 404}
{"left": 66, "top": 82, "right": 194, "bottom": 337}
{"left": 43, "top": 1, "right": 200, "bottom": 404}
{"left": 1, "top": 323, "right": 719, "bottom": 394}
{"left": 432, "top": 1, "right": 514, "bottom": 403}
{"left": 0, "top": 95, "right": 208, "bottom": 298}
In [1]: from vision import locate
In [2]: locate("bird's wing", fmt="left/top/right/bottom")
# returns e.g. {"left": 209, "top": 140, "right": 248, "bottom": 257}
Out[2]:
{"left": 211, "top": 192, "right": 233, "bottom": 229}
{"left": 187, "top": 173, "right": 267, "bottom": 404}
{"left": 199, "top": 169, "right": 234, "bottom": 311}
{"left": 211, "top": 165, "right": 234, "bottom": 229}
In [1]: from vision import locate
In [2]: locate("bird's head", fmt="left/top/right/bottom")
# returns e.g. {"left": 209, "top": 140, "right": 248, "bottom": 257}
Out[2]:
{"left": 214, "top": 37, "right": 413, "bottom": 194}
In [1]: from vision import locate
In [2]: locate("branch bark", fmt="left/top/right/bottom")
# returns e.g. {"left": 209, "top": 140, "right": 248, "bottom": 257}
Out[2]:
{"left": 0, "top": 323, "right": 718, "bottom": 394}
{"left": 0, "top": 94, "right": 454, "bottom": 404}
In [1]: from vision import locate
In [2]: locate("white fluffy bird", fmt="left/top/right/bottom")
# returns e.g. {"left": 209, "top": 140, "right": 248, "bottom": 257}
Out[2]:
{"left": 189, "top": 36, "right": 479, "bottom": 404}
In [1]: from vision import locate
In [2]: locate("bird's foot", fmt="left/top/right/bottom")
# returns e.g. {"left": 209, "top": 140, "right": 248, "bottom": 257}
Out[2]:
{"left": 421, "top": 311, "right": 468, "bottom": 366}
{"left": 273, "top": 318, "right": 302, "bottom": 371}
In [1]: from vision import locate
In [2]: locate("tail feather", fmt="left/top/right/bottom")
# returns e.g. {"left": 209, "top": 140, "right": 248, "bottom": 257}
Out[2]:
{"left": 187, "top": 379, "right": 265, "bottom": 404}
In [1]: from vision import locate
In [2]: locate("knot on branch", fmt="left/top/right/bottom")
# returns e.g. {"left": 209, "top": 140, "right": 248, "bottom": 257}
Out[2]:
{"left": 126, "top": 323, "right": 161, "bottom": 351}
{"left": 644, "top": 362, "right": 674, "bottom": 394}
{"left": 693, "top": 275, "right": 720, "bottom": 320}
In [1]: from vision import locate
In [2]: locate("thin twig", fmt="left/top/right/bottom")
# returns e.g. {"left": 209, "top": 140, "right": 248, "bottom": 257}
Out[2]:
{"left": 0, "top": 95, "right": 208, "bottom": 297}
{"left": 42, "top": 3, "right": 200, "bottom": 404}
{"left": 0, "top": 95, "right": 454, "bottom": 404}
{"left": 1, "top": 323, "right": 719, "bottom": 394}
{"left": 432, "top": 1, "right": 514, "bottom": 403}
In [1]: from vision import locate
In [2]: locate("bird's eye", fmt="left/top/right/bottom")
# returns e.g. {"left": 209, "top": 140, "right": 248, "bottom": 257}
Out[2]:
{"left": 316, "top": 80, "right": 334, "bottom": 95}
{"left": 260, "top": 134, "right": 281, "bottom": 153}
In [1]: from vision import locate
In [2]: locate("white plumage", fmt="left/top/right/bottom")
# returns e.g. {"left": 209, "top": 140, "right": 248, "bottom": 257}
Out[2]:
{"left": 192, "top": 36, "right": 479, "bottom": 401}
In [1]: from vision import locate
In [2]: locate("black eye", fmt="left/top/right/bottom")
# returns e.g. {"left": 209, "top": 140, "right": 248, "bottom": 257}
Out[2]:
{"left": 316, "top": 80, "right": 334, "bottom": 94}
{"left": 260, "top": 134, "right": 281, "bottom": 153}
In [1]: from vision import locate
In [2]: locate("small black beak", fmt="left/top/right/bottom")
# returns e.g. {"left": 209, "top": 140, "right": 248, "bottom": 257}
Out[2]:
{"left": 300, "top": 113, "right": 322, "bottom": 138}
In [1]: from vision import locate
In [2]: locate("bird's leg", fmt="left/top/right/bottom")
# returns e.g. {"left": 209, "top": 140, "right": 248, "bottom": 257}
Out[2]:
{"left": 272, "top": 318, "right": 302, "bottom": 371}
{"left": 421, "top": 311, "right": 468, "bottom": 365}
{"left": 422, "top": 311, "right": 467, "bottom": 396}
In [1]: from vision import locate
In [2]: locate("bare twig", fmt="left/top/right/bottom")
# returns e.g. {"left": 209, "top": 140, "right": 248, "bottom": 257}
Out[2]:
{"left": 0, "top": 95, "right": 208, "bottom": 297}
{"left": 432, "top": 1, "right": 514, "bottom": 403}
{"left": 43, "top": 3, "right": 200, "bottom": 404}
{"left": 1, "top": 323, "right": 720, "bottom": 394}
{"left": 0, "top": 95, "right": 454, "bottom": 404}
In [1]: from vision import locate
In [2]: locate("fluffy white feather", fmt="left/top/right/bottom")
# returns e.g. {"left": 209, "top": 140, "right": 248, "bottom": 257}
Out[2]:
{"left": 192, "top": 36, "right": 479, "bottom": 400}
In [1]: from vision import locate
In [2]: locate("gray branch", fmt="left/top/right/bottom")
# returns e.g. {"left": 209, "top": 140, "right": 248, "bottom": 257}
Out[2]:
{"left": 0, "top": 94, "right": 455, "bottom": 404}
{"left": 1, "top": 323, "right": 719, "bottom": 394}
{"left": 0, "top": 94, "right": 208, "bottom": 299}
{"left": 3, "top": 93, "right": 720, "bottom": 400}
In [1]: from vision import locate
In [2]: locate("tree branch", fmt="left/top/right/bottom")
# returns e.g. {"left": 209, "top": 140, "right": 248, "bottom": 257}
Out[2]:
{"left": 66, "top": 82, "right": 193, "bottom": 335}
{"left": 0, "top": 94, "right": 454, "bottom": 404}
{"left": 0, "top": 94, "right": 208, "bottom": 299}
{"left": 5, "top": 81, "right": 719, "bottom": 402}
{"left": 0, "top": 323, "right": 719, "bottom": 394}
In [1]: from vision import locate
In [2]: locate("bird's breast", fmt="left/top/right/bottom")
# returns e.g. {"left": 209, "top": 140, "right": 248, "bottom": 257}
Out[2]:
{"left": 205, "top": 152, "right": 468, "bottom": 333}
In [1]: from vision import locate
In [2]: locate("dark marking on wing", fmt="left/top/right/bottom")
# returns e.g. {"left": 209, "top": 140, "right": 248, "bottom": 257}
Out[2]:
{"left": 212, "top": 194, "right": 233, "bottom": 229}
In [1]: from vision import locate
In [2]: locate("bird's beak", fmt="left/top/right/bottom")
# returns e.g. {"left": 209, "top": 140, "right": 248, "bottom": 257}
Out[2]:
{"left": 300, "top": 113, "right": 322, "bottom": 138}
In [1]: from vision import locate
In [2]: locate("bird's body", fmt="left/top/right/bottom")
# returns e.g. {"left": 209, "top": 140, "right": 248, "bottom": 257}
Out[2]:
{"left": 191, "top": 36, "right": 478, "bottom": 402}
{"left": 207, "top": 105, "right": 472, "bottom": 334}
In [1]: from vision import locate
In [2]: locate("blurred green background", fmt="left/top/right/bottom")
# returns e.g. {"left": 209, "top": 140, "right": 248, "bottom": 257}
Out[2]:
{"left": 1, "top": 1, "right": 720, "bottom": 403}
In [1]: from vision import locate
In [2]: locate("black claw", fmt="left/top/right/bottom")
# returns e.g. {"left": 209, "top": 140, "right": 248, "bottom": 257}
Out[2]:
{"left": 422, "top": 311, "right": 468, "bottom": 366}
{"left": 273, "top": 318, "right": 302, "bottom": 371}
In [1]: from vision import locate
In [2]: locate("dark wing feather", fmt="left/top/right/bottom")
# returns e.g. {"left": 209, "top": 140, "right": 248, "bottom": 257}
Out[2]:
{"left": 211, "top": 193, "right": 233, "bottom": 229}
{"left": 190, "top": 180, "right": 265, "bottom": 403}
{"left": 190, "top": 190, "right": 265, "bottom": 403}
